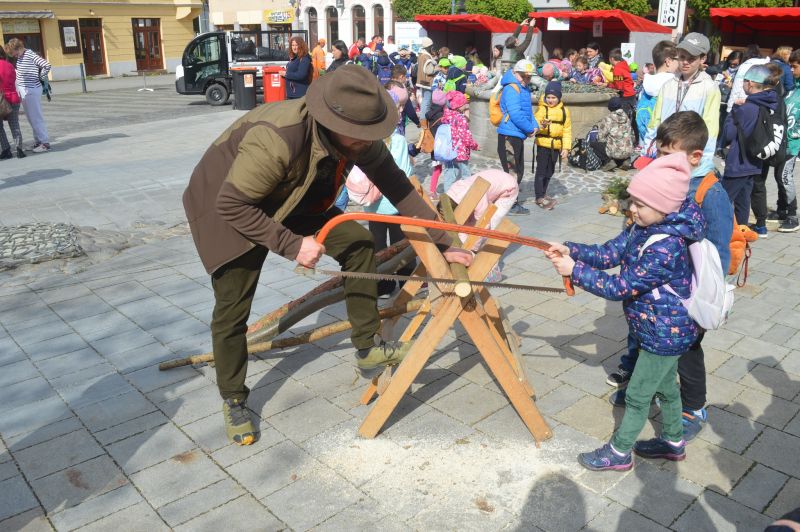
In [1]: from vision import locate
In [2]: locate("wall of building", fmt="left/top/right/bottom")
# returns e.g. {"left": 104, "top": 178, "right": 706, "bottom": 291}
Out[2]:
{"left": 301, "top": 0, "right": 393, "bottom": 50}
{"left": 1, "top": 1, "right": 200, "bottom": 80}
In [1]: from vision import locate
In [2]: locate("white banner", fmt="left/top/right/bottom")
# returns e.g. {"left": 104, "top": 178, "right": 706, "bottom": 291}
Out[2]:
{"left": 621, "top": 43, "right": 635, "bottom": 62}
{"left": 547, "top": 18, "right": 570, "bottom": 31}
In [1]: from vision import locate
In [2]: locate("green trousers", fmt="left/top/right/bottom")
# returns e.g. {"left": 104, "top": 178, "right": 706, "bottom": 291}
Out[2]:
{"left": 210, "top": 213, "right": 378, "bottom": 402}
{"left": 611, "top": 350, "right": 683, "bottom": 453}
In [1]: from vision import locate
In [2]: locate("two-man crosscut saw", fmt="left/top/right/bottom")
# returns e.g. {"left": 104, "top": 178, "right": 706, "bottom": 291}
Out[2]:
{"left": 308, "top": 212, "right": 575, "bottom": 296}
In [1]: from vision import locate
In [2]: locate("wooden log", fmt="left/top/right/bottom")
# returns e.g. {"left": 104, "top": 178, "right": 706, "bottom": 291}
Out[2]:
{"left": 159, "top": 299, "right": 424, "bottom": 370}
{"left": 438, "top": 194, "right": 472, "bottom": 298}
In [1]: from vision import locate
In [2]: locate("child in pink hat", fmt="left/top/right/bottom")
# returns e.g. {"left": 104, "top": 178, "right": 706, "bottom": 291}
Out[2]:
{"left": 439, "top": 90, "right": 478, "bottom": 192}
{"left": 545, "top": 152, "right": 706, "bottom": 472}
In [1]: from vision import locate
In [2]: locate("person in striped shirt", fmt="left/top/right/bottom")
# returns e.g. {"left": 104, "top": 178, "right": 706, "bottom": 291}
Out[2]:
{"left": 6, "top": 38, "right": 51, "bottom": 152}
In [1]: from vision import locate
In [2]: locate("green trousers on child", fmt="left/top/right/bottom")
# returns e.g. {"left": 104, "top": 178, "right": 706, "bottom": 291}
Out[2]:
{"left": 611, "top": 350, "right": 683, "bottom": 453}
{"left": 210, "top": 213, "right": 378, "bottom": 403}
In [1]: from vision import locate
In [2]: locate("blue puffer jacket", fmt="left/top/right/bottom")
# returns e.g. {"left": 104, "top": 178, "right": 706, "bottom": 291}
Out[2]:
{"left": 496, "top": 69, "right": 538, "bottom": 139}
{"left": 722, "top": 89, "right": 778, "bottom": 178}
{"left": 566, "top": 199, "right": 705, "bottom": 356}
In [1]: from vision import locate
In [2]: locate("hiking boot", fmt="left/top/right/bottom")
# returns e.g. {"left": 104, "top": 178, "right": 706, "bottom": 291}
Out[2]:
{"left": 682, "top": 407, "right": 707, "bottom": 442}
{"left": 355, "top": 336, "right": 410, "bottom": 378}
{"left": 32, "top": 143, "right": 51, "bottom": 153}
{"left": 222, "top": 398, "right": 256, "bottom": 446}
{"left": 767, "top": 209, "right": 788, "bottom": 222}
{"left": 0, "top": 148, "right": 11, "bottom": 160}
{"left": 779, "top": 216, "right": 800, "bottom": 233}
{"left": 578, "top": 443, "right": 633, "bottom": 472}
{"left": 633, "top": 437, "right": 686, "bottom": 461}
{"left": 750, "top": 224, "right": 768, "bottom": 238}
{"left": 606, "top": 367, "right": 632, "bottom": 388}
{"left": 508, "top": 202, "right": 530, "bottom": 216}
{"left": 16, "top": 148, "right": 26, "bottom": 159}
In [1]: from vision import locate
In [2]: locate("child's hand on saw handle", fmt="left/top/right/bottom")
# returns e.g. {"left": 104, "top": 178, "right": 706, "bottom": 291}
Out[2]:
{"left": 545, "top": 242, "right": 576, "bottom": 277}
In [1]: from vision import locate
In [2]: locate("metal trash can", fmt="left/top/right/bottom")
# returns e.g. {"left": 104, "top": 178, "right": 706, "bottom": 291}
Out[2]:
{"left": 231, "top": 67, "right": 257, "bottom": 110}
{"left": 262, "top": 65, "right": 287, "bottom": 103}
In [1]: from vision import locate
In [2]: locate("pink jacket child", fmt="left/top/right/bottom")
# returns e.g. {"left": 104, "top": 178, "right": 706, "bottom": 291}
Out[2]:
{"left": 444, "top": 169, "right": 519, "bottom": 231}
{"left": 0, "top": 60, "right": 21, "bottom": 105}
{"left": 440, "top": 91, "right": 478, "bottom": 161}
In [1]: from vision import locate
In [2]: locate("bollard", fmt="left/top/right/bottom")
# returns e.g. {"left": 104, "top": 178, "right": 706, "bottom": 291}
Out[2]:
{"left": 79, "top": 63, "right": 88, "bottom": 93}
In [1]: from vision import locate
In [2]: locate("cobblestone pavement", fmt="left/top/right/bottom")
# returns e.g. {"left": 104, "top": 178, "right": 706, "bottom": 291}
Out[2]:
{"left": 1, "top": 95, "right": 798, "bottom": 531}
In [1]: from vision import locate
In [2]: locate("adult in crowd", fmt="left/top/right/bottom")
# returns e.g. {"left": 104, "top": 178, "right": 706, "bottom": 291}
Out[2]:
{"left": 6, "top": 38, "right": 50, "bottom": 152}
{"left": 643, "top": 32, "right": 720, "bottom": 177}
{"left": 368, "top": 35, "right": 383, "bottom": 52}
{"left": 283, "top": 36, "right": 312, "bottom": 99}
{"left": 383, "top": 35, "right": 397, "bottom": 56}
{"left": 415, "top": 37, "right": 436, "bottom": 122}
{"left": 728, "top": 44, "right": 769, "bottom": 113}
{"left": 491, "top": 45, "right": 504, "bottom": 76}
{"left": 326, "top": 40, "right": 349, "bottom": 73}
{"left": 310, "top": 38, "right": 326, "bottom": 81}
{"left": 712, "top": 50, "right": 742, "bottom": 156}
{"left": 501, "top": 19, "right": 536, "bottom": 72}
{"left": 771, "top": 46, "right": 794, "bottom": 94}
{"left": 182, "top": 65, "right": 471, "bottom": 446}
{"left": 0, "top": 45, "right": 23, "bottom": 159}
{"left": 529, "top": 62, "right": 557, "bottom": 93}
{"left": 496, "top": 59, "right": 539, "bottom": 215}
{"left": 348, "top": 38, "right": 365, "bottom": 60}
{"left": 585, "top": 42, "right": 603, "bottom": 69}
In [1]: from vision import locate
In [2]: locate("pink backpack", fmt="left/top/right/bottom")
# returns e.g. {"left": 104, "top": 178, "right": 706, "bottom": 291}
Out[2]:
{"left": 344, "top": 165, "right": 383, "bottom": 206}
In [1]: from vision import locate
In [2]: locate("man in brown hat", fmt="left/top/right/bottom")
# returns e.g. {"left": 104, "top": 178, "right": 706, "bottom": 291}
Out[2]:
{"left": 183, "top": 65, "right": 471, "bottom": 445}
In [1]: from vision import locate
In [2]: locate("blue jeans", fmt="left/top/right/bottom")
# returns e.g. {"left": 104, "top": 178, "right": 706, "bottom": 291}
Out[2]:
{"left": 418, "top": 88, "right": 432, "bottom": 122}
{"left": 441, "top": 160, "right": 470, "bottom": 194}
{"left": 334, "top": 188, "right": 349, "bottom": 211}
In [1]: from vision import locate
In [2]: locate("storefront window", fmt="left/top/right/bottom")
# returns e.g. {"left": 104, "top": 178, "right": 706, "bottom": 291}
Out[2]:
{"left": 373, "top": 5, "right": 384, "bottom": 39}
{"left": 326, "top": 6, "right": 338, "bottom": 44}
{"left": 2, "top": 20, "right": 44, "bottom": 57}
{"left": 308, "top": 8, "right": 318, "bottom": 47}
{"left": 352, "top": 5, "right": 365, "bottom": 43}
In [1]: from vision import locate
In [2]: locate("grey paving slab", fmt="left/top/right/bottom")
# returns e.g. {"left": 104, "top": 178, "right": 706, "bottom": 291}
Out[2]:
{"left": 209, "top": 426, "right": 285, "bottom": 468}
{"left": 739, "top": 362, "right": 800, "bottom": 401}
{"left": 129, "top": 449, "right": 226, "bottom": 509}
{"left": 158, "top": 385, "right": 222, "bottom": 427}
{"left": 0, "top": 507, "right": 53, "bottom": 532}
{"left": 0, "top": 395, "right": 73, "bottom": 440}
{"left": 4, "top": 417, "right": 85, "bottom": 454}
{"left": 267, "top": 396, "right": 352, "bottom": 443}
{"left": 745, "top": 427, "right": 800, "bottom": 478}
{"left": 699, "top": 406, "right": 763, "bottom": 453}
{"left": 247, "top": 377, "right": 317, "bottom": 420}
{"left": 173, "top": 495, "right": 285, "bottom": 532}
{"left": 429, "top": 382, "right": 508, "bottom": 426}
{"left": 92, "top": 411, "right": 169, "bottom": 446}
{"left": 35, "top": 348, "right": 106, "bottom": 380}
{"left": 517, "top": 472, "right": 611, "bottom": 532}
{"left": 106, "top": 423, "right": 195, "bottom": 475}
{"left": 103, "top": 342, "right": 177, "bottom": 374}
{"left": 0, "top": 461, "right": 18, "bottom": 482}
{"left": 226, "top": 440, "right": 319, "bottom": 499}
{"left": 0, "top": 475, "right": 40, "bottom": 521}
{"left": 29, "top": 455, "right": 128, "bottom": 514}
{"left": 766, "top": 477, "right": 800, "bottom": 519}
{"left": 673, "top": 490, "right": 773, "bottom": 532}
{"left": 14, "top": 429, "right": 105, "bottom": 481}
{"left": 48, "top": 485, "right": 142, "bottom": 532}
{"left": 22, "top": 333, "right": 91, "bottom": 362}
{"left": 0, "top": 359, "right": 40, "bottom": 386}
{"left": 77, "top": 501, "right": 169, "bottom": 532}
{"left": 74, "top": 390, "right": 156, "bottom": 432}
{"left": 56, "top": 372, "right": 135, "bottom": 409}
{"left": 0, "top": 376, "right": 59, "bottom": 412}
{"left": 662, "top": 438, "right": 752, "bottom": 494}
{"left": 729, "top": 464, "right": 789, "bottom": 513}
{"left": 156, "top": 478, "right": 244, "bottom": 528}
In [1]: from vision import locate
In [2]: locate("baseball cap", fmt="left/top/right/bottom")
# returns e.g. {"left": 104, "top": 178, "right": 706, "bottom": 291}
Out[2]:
{"left": 677, "top": 33, "right": 710, "bottom": 56}
{"left": 438, "top": 58, "right": 451, "bottom": 67}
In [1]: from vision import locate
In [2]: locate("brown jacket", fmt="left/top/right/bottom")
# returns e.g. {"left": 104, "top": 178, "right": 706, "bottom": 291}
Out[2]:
{"left": 415, "top": 50, "right": 436, "bottom": 89}
{"left": 183, "top": 98, "right": 447, "bottom": 274}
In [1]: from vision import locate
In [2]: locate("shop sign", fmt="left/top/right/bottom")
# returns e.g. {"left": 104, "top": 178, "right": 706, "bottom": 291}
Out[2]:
{"left": 2, "top": 19, "right": 40, "bottom": 34}
{"left": 264, "top": 9, "right": 294, "bottom": 24}
{"left": 592, "top": 19, "right": 603, "bottom": 37}
{"left": 658, "top": 0, "right": 681, "bottom": 27}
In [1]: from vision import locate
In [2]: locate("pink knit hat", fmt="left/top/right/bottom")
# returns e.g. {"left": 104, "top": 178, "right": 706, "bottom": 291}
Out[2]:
{"left": 431, "top": 89, "right": 447, "bottom": 107}
{"left": 626, "top": 152, "right": 690, "bottom": 214}
{"left": 446, "top": 90, "right": 468, "bottom": 110}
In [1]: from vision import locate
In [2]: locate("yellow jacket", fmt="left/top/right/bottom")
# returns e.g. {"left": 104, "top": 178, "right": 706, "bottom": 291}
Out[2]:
{"left": 534, "top": 97, "right": 572, "bottom": 150}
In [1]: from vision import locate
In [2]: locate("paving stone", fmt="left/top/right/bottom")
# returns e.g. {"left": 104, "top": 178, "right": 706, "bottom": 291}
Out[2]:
{"left": 555, "top": 395, "right": 616, "bottom": 441}
{"left": 50, "top": 294, "right": 113, "bottom": 322}
{"left": 30, "top": 455, "right": 128, "bottom": 513}
{"left": 605, "top": 461, "right": 703, "bottom": 526}
{"left": 785, "top": 410, "right": 800, "bottom": 437}
{"left": 74, "top": 390, "right": 156, "bottom": 432}
{"left": 0, "top": 476, "right": 40, "bottom": 521}
{"left": 247, "top": 377, "right": 317, "bottom": 420}
{"left": 703, "top": 328, "right": 745, "bottom": 352}
{"left": 313, "top": 498, "right": 393, "bottom": 532}
{"left": 738, "top": 363, "right": 800, "bottom": 401}
{"left": 69, "top": 311, "right": 139, "bottom": 341}
{"left": 267, "top": 396, "right": 351, "bottom": 443}
{"left": 57, "top": 372, "right": 135, "bottom": 409}
{"left": 517, "top": 471, "right": 611, "bottom": 532}
{"left": 473, "top": 404, "right": 545, "bottom": 444}
{"left": 0, "top": 460, "right": 18, "bottom": 482}
{"left": 0, "top": 395, "right": 73, "bottom": 440}
{"left": 699, "top": 406, "right": 764, "bottom": 453}
{"left": 262, "top": 468, "right": 363, "bottom": 531}
{"left": 407, "top": 499, "right": 516, "bottom": 532}
{"left": 45, "top": 363, "right": 116, "bottom": 394}
{"left": 227, "top": 440, "right": 318, "bottom": 499}
{"left": 22, "top": 333, "right": 90, "bottom": 361}
{"left": 173, "top": 495, "right": 285, "bottom": 532}
{"left": 520, "top": 344, "right": 584, "bottom": 378}
{"left": 0, "top": 507, "right": 53, "bottom": 532}
{"left": 299, "top": 361, "right": 363, "bottom": 400}
{"left": 713, "top": 355, "right": 752, "bottom": 382}
{"left": 157, "top": 478, "right": 244, "bottom": 527}
{"left": 729, "top": 464, "right": 789, "bottom": 513}
{"left": 88, "top": 328, "right": 156, "bottom": 358}
{"left": 384, "top": 409, "right": 476, "bottom": 449}
{"left": 745, "top": 427, "right": 800, "bottom": 478}
{"left": 125, "top": 363, "right": 202, "bottom": 394}
{"left": 781, "top": 349, "right": 800, "bottom": 378}
{"left": 727, "top": 388, "right": 800, "bottom": 430}
{"left": 106, "top": 423, "right": 195, "bottom": 474}
{"left": 662, "top": 439, "right": 752, "bottom": 494}
{"left": 10, "top": 320, "right": 75, "bottom": 350}
{"left": 673, "top": 489, "right": 773, "bottom": 532}
{"left": 130, "top": 449, "right": 226, "bottom": 509}
{"left": 105, "top": 342, "right": 181, "bottom": 374}
{"left": 0, "top": 359, "right": 39, "bottom": 387}
{"left": 557, "top": 361, "right": 615, "bottom": 397}
{"left": 584, "top": 501, "right": 670, "bottom": 532}
{"left": 766, "top": 477, "right": 800, "bottom": 519}
{"left": 145, "top": 316, "right": 208, "bottom": 345}
{"left": 78, "top": 501, "right": 169, "bottom": 532}
{"left": 5, "top": 417, "right": 84, "bottom": 454}
{"left": 35, "top": 347, "right": 106, "bottom": 379}
{"left": 535, "top": 384, "right": 588, "bottom": 417}
{"left": 14, "top": 429, "right": 104, "bottom": 481}
{"left": 93, "top": 411, "right": 170, "bottom": 446}
{"left": 209, "top": 426, "right": 285, "bottom": 468}
{"left": 49, "top": 485, "right": 142, "bottom": 531}
{"left": 0, "top": 376, "right": 58, "bottom": 411}
{"left": 428, "top": 382, "right": 508, "bottom": 426}
{"left": 158, "top": 385, "right": 222, "bottom": 427}
{"left": 705, "top": 374, "right": 745, "bottom": 408}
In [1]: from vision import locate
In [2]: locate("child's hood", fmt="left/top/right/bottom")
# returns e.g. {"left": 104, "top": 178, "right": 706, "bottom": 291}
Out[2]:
{"left": 500, "top": 69, "right": 520, "bottom": 88}
{"left": 746, "top": 88, "right": 778, "bottom": 111}
{"left": 643, "top": 198, "right": 705, "bottom": 242}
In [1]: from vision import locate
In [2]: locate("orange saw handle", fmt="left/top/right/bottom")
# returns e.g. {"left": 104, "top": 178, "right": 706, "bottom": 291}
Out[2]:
{"left": 315, "top": 212, "right": 575, "bottom": 296}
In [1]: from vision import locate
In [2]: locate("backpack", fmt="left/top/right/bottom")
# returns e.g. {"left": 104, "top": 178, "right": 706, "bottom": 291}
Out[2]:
{"left": 377, "top": 63, "right": 393, "bottom": 85}
{"left": 433, "top": 123, "right": 457, "bottom": 162}
{"left": 733, "top": 102, "right": 787, "bottom": 167}
{"left": 489, "top": 84, "right": 520, "bottom": 127}
{"left": 603, "top": 111, "right": 635, "bottom": 160}
{"left": 443, "top": 74, "right": 465, "bottom": 93}
{"left": 567, "top": 131, "right": 602, "bottom": 171}
{"left": 639, "top": 234, "right": 734, "bottom": 331}
{"left": 694, "top": 172, "right": 755, "bottom": 282}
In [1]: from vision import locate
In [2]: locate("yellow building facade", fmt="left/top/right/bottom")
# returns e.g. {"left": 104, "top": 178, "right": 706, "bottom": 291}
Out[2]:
{"left": 0, "top": 0, "right": 203, "bottom": 80}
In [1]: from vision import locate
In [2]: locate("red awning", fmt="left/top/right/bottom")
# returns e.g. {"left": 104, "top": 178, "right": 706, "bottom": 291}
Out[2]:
{"left": 415, "top": 14, "right": 534, "bottom": 34}
{"left": 528, "top": 9, "right": 670, "bottom": 34}
{"left": 710, "top": 7, "right": 800, "bottom": 34}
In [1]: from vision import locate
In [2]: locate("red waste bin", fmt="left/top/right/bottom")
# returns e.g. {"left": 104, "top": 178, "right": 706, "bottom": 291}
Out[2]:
{"left": 263, "top": 65, "right": 286, "bottom": 103}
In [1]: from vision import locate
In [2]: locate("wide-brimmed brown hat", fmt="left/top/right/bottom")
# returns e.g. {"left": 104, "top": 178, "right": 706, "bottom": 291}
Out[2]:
{"left": 306, "top": 64, "right": 396, "bottom": 141}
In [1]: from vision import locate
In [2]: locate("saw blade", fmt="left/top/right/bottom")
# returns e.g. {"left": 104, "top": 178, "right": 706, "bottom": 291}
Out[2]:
{"left": 315, "top": 270, "right": 566, "bottom": 294}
